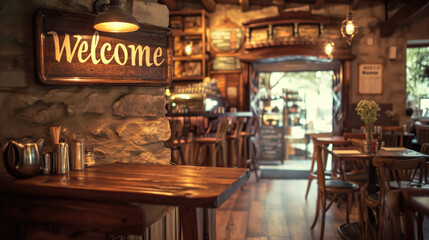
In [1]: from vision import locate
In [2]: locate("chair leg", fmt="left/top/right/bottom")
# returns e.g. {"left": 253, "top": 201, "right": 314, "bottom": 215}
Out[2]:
{"left": 178, "top": 147, "right": 185, "bottom": 165}
{"left": 311, "top": 190, "right": 321, "bottom": 230}
{"left": 304, "top": 176, "right": 314, "bottom": 200}
{"left": 346, "top": 193, "right": 351, "bottom": 224}
{"left": 320, "top": 192, "right": 326, "bottom": 240}
{"left": 305, "top": 151, "right": 317, "bottom": 200}
{"left": 209, "top": 144, "right": 216, "bottom": 167}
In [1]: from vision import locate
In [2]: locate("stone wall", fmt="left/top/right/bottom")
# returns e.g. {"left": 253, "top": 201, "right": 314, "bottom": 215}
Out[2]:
{"left": 0, "top": 0, "right": 172, "bottom": 177}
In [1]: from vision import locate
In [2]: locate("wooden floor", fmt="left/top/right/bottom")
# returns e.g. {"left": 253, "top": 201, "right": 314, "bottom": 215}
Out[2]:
{"left": 216, "top": 171, "right": 429, "bottom": 240}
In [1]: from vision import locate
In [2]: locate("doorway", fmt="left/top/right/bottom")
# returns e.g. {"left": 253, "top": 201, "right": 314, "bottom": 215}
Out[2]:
{"left": 252, "top": 59, "right": 341, "bottom": 177}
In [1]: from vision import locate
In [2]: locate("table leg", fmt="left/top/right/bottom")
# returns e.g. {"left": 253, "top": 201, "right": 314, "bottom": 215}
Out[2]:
{"left": 179, "top": 206, "right": 203, "bottom": 240}
{"left": 204, "top": 208, "right": 216, "bottom": 240}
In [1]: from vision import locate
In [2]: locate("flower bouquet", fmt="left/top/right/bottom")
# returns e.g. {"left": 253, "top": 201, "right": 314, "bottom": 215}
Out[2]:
{"left": 355, "top": 100, "right": 380, "bottom": 152}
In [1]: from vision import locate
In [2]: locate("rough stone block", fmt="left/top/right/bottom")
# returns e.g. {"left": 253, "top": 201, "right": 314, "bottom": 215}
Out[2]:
{"left": 68, "top": 93, "right": 106, "bottom": 114}
{"left": 18, "top": 103, "right": 67, "bottom": 125}
{"left": 115, "top": 118, "right": 171, "bottom": 145}
{"left": 113, "top": 94, "right": 165, "bottom": 117}
{"left": 0, "top": 70, "right": 28, "bottom": 88}
{"left": 134, "top": 1, "right": 169, "bottom": 28}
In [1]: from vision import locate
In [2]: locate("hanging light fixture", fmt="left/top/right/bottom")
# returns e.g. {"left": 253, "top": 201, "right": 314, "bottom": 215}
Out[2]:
{"left": 341, "top": 5, "right": 358, "bottom": 46}
{"left": 323, "top": 8, "right": 335, "bottom": 58}
{"left": 324, "top": 41, "right": 335, "bottom": 57}
{"left": 93, "top": 0, "right": 140, "bottom": 33}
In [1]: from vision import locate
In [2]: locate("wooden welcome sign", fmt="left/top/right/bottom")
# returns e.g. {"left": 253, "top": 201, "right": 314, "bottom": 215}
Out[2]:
{"left": 36, "top": 9, "right": 172, "bottom": 86}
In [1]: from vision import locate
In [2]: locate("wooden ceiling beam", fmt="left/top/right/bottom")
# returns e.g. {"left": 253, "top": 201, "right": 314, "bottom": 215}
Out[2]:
{"left": 158, "top": 0, "right": 177, "bottom": 10}
{"left": 200, "top": 0, "right": 216, "bottom": 12}
{"left": 241, "top": 0, "right": 250, "bottom": 12}
{"left": 380, "top": 0, "right": 429, "bottom": 37}
{"left": 314, "top": 0, "right": 325, "bottom": 9}
{"left": 351, "top": 0, "right": 359, "bottom": 10}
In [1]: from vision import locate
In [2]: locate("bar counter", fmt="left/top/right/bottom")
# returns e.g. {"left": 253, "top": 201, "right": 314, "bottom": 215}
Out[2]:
{"left": 0, "top": 163, "right": 250, "bottom": 239}
{"left": 166, "top": 111, "right": 253, "bottom": 118}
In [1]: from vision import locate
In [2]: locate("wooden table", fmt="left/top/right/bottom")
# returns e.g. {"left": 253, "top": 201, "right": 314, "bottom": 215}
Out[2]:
{"left": 0, "top": 163, "right": 250, "bottom": 239}
{"left": 331, "top": 148, "right": 429, "bottom": 240}
{"left": 316, "top": 136, "right": 350, "bottom": 146}
{"left": 331, "top": 147, "right": 429, "bottom": 194}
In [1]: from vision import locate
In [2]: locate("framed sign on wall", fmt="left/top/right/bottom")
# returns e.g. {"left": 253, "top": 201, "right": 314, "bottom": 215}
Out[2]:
{"left": 358, "top": 63, "right": 383, "bottom": 95}
{"left": 36, "top": 9, "right": 172, "bottom": 86}
{"left": 209, "top": 16, "right": 244, "bottom": 53}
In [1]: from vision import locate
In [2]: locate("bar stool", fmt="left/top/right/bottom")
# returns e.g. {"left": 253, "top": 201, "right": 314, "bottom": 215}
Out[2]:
{"left": 240, "top": 116, "right": 259, "bottom": 180}
{"left": 167, "top": 119, "right": 186, "bottom": 165}
{"left": 227, "top": 117, "right": 245, "bottom": 167}
{"left": 194, "top": 118, "right": 229, "bottom": 167}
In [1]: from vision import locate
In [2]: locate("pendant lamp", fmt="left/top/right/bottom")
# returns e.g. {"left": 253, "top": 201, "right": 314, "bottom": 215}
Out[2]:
{"left": 94, "top": 0, "right": 140, "bottom": 33}
{"left": 340, "top": 5, "right": 358, "bottom": 46}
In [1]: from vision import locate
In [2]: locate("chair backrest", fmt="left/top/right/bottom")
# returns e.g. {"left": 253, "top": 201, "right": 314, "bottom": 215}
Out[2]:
{"left": 343, "top": 132, "right": 380, "bottom": 148}
{"left": 421, "top": 143, "right": 429, "bottom": 155}
{"left": 415, "top": 125, "right": 429, "bottom": 145}
{"left": 231, "top": 117, "right": 245, "bottom": 140}
{"left": 247, "top": 116, "right": 259, "bottom": 136}
{"left": 313, "top": 139, "right": 330, "bottom": 189}
{"left": 380, "top": 126, "right": 404, "bottom": 147}
{"left": 215, "top": 118, "right": 230, "bottom": 142}
{"left": 373, "top": 157, "right": 426, "bottom": 197}
{"left": 169, "top": 119, "right": 183, "bottom": 140}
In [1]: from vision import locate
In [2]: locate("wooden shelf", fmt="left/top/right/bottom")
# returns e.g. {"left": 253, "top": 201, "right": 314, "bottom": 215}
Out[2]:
{"left": 171, "top": 10, "right": 209, "bottom": 82}
{"left": 172, "top": 76, "right": 204, "bottom": 81}
{"left": 172, "top": 30, "right": 204, "bottom": 37}
{"left": 210, "top": 70, "right": 242, "bottom": 74}
{"left": 173, "top": 55, "right": 209, "bottom": 61}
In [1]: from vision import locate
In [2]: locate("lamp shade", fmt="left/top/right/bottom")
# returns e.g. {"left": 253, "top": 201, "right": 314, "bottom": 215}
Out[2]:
{"left": 94, "top": 1, "right": 139, "bottom": 33}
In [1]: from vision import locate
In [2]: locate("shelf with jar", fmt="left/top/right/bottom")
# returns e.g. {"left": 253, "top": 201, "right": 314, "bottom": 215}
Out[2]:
{"left": 283, "top": 89, "right": 304, "bottom": 127}
{"left": 170, "top": 10, "right": 209, "bottom": 81}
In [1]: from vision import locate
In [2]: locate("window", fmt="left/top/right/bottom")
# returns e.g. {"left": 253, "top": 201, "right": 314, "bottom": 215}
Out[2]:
{"left": 406, "top": 45, "right": 429, "bottom": 117}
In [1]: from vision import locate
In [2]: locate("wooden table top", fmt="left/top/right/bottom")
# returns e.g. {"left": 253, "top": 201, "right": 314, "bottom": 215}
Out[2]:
{"left": 315, "top": 136, "right": 350, "bottom": 145}
{"left": 0, "top": 163, "right": 250, "bottom": 208}
{"left": 331, "top": 147, "right": 429, "bottom": 160}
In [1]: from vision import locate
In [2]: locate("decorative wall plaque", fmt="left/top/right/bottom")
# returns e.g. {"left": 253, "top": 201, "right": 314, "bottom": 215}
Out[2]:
{"left": 36, "top": 9, "right": 172, "bottom": 86}
{"left": 209, "top": 17, "right": 244, "bottom": 53}
{"left": 273, "top": 25, "right": 294, "bottom": 40}
{"left": 358, "top": 63, "right": 383, "bottom": 95}
{"left": 298, "top": 24, "right": 320, "bottom": 38}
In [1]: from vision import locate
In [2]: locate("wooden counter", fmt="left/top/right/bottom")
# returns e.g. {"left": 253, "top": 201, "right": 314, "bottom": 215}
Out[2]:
{"left": 0, "top": 163, "right": 250, "bottom": 239}
{"left": 166, "top": 111, "right": 253, "bottom": 118}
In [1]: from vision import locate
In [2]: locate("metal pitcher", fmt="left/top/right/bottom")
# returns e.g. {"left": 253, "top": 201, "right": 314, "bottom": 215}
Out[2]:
{"left": 3, "top": 138, "right": 44, "bottom": 178}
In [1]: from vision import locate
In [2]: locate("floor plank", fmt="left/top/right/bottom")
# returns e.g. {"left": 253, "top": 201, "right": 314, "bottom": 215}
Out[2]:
{"left": 218, "top": 166, "right": 429, "bottom": 240}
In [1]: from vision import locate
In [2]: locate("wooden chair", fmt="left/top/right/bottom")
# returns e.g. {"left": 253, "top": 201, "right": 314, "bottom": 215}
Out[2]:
{"left": 342, "top": 132, "right": 380, "bottom": 183}
{"left": 194, "top": 118, "right": 229, "bottom": 167}
{"left": 304, "top": 133, "right": 331, "bottom": 200}
{"left": 310, "top": 141, "right": 360, "bottom": 240}
{"left": 415, "top": 125, "right": 429, "bottom": 145}
{"left": 227, "top": 117, "right": 245, "bottom": 167}
{"left": 241, "top": 116, "right": 259, "bottom": 180}
{"left": 380, "top": 189, "right": 429, "bottom": 240}
{"left": 167, "top": 119, "right": 186, "bottom": 165}
{"left": 364, "top": 156, "right": 426, "bottom": 239}
{"left": 379, "top": 125, "right": 405, "bottom": 147}
{"left": 420, "top": 143, "right": 429, "bottom": 184}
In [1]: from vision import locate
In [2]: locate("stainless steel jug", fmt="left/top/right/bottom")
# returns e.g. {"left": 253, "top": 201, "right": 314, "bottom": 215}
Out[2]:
{"left": 3, "top": 138, "right": 44, "bottom": 178}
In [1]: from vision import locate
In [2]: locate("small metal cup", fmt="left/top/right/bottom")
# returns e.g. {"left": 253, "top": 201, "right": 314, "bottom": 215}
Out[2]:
{"left": 70, "top": 140, "right": 85, "bottom": 171}
{"left": 55, "top": 143, "right": 69, "bottom": 175}
{"left": 42, "top": 153, "right": 52, "bottom": 175}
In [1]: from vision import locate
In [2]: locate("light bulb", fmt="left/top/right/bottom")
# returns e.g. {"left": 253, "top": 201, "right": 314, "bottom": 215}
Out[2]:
{"left": 185, "top": 42, "right": 193, "bottom": 56}
{"left": 324, "top": 42, "right": 334, "bottom": 56}
{"left": 345, "top": 21, "right": 355, "bottom": 35}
